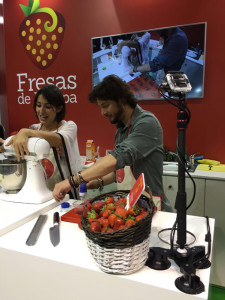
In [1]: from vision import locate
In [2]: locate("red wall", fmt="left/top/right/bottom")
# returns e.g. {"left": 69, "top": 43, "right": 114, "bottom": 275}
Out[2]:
{"left": 0, "top": 3, "right": 8, "bottom": 136}
{"left": 2, "top": 0, "right": 225, "bottom": 162}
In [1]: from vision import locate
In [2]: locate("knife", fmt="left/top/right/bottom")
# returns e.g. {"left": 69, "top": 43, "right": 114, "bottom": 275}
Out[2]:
{"left": 49, "top": 212, "right": 60, "bottom": 247}
{"left": 26, "top": 215, "right": 47, "bottom": 246}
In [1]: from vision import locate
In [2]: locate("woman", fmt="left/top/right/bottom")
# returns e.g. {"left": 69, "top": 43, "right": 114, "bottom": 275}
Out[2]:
{"left": 4, "top": 85, "right": 81, "bottom": 191}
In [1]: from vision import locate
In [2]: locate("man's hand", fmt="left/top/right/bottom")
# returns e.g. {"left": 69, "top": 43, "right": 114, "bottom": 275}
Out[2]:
{"left": 53, "top": 179, "right": 72, "bottom": 201}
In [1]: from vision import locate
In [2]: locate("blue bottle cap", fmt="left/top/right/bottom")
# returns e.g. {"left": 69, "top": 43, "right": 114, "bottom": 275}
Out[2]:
{"left": 61, "top": 202, "right": 70, "bottom": 209}
{"left": 79, "top": 183, "right": 87, "bottom": 193}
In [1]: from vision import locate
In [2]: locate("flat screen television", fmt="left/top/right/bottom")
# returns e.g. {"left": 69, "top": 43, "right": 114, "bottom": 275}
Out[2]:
{"left": 91, "top": 22, "right": 206, "bottom": 100}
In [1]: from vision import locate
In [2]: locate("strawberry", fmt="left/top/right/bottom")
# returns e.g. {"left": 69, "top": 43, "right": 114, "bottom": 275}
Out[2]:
{"left": 105, "top": 197, "right": 114, "bottom": 205}
{"left": 101, "top": 226, "right": 108, "bottom": 233}
{"left": 118, "top": 225, "right": 125, "bottom": 230}
{"left": 115, "top": 207, "right": 128, "bottom": 219}
{"left": 83, "top": 206, "right": 91, "bottom": 218}
{"left": 102, "top": 209, "right": 111, "bottom": 219}
{"left": 88, "top": 218, "right": 97, "bottom": 224}
{"left": 73, "top": 206, "right": 84, "bottom": 215}
{"left": 108, "top": 214, "right": 116, "bottom": 227}
{"left": 98, "top": 210, "right": 103, "bottom": 218}
{"left": 113, "top": 217, "right": 125, "bottom": 231}
{"left": 127, "top": 207, "right": 135, "bottom": 216}
{"left": 106, "top": 203, "right": 115, "bottom": 210}
{"left": 92, "top": 201, "right": 104, "bottom": 212}
{"left": 83, "top": 203, "right": 92, "bottom": 218}
{"left": 90, "top": 222, "right": 101, "bottom": 232}
{"left": 97, "top": 218, "right": 109, "bottom": 228}
{"left": 115, "top": 197, "right": 127, "bottom": 207}
{"left": 19, "top": 1, "right": 65, "bottom": 69}
{"left": 128, "top": 206, "right": 141, "bottom": 216}
{"left": 125, "top": 219, "right": 135, "bottom": 227}
{"left": 86, "top": 203, "right": 92, "bottom": 210}
{"left": 136, "top": 211, "right": 148, "bottom": 222}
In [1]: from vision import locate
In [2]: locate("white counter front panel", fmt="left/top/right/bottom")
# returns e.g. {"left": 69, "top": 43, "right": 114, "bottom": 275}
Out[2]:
{"left": 0, "top": 207, "right": 215, "bottom": 300}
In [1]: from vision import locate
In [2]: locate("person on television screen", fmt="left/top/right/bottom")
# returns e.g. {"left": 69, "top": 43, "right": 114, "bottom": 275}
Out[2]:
{"left": 129, "top": 27, "right": 188, "bottom": 75}
{"left": 2, "top": 85, "right": 81, "bottom": 191}
{"left": 53, "top": 75, "right": 172, "bottom": 212}
{"left": 117, "top": 31, "right": 151, "bottom": 66}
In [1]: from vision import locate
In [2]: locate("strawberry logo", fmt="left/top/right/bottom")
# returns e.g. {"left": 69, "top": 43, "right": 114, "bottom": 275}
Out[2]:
{"left": 19, "top": 0, "right": 65, "bottom": 69}
{"left": 41, "top": 158, "right": 54, "bottom": 178}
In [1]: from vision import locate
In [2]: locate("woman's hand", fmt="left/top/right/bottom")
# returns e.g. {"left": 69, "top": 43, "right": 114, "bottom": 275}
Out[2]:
{"left": 6, "top": 129, "right": 30, "bottom": 161}
{"left": 53, "top": 179, "right": 72, "bottom": 201}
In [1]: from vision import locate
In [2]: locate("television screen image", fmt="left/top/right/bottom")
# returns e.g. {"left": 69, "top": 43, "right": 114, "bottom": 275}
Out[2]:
{"left": 91, "top": 22, "right": 206, "bottom": 100}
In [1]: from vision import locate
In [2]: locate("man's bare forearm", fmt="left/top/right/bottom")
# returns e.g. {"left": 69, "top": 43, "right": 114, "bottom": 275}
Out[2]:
{"left": 81, "top": 154, "right": 117, "bottom": 182}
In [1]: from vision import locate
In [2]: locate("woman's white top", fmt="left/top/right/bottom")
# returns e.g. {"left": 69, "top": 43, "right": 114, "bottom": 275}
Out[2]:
{"left": 30, "top": 120, "right": 81, "bottom": 190}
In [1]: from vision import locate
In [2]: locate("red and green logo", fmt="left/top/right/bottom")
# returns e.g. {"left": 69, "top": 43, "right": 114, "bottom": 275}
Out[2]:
{"left": 19, "top": 0, "right": 65, "bottom": 69}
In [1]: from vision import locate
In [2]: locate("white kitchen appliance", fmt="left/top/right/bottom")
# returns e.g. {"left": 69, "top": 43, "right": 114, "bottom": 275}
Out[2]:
{"left": 0, "top": 137, "right": 53, "bottom": 204}
{"left": 121, "top": 45, "right": 132, "bottom": 73}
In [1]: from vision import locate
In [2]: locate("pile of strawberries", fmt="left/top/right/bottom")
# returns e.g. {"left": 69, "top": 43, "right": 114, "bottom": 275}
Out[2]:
{"left": 83, "top": 196, "right": 148, "bottom": 233}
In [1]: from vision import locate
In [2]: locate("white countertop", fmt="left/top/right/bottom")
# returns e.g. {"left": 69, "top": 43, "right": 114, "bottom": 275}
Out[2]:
{"left": 0, "top": 203, "right": 215, "bottom": 300}
{"left": 163, "top": 161, "right": 225, "bottom": 180}
{"left": 163, "top": 169, "right": 225, "bottom": 180}
{"left": 0, "top": 195, "right": 69, "bottom": 237}
{"left": 97, "top": 59, "right": 140, "bottom": 83}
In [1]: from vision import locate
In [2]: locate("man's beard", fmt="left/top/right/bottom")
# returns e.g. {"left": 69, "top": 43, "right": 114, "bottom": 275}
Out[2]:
{"left": 109, "top": 104, "right": 123, "bottom": 124}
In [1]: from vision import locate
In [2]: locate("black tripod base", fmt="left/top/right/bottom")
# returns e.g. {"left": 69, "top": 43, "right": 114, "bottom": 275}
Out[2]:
{"left": 146, "top": 247, "right": 171, "bottom": 270}
{"left": 192, "top": 248, "right": 211, "bottom": 269}
{"left": 146, "top": 246, "right": 209, "bottom": 294}
{"left": 175, "top": 274, "right": 205, "bottom": 294}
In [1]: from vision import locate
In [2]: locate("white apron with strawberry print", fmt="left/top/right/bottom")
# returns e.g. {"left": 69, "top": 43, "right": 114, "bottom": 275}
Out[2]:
{"left": 41, "top": 148, "right": 63, "bottom": 191}
{"left": 29, "top": 120, "right": 81, "bottom": 191}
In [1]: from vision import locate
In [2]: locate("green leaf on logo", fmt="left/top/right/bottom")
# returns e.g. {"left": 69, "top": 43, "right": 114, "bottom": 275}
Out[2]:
{"left": 19, "top": 0, "right": 40, "bottom": 17}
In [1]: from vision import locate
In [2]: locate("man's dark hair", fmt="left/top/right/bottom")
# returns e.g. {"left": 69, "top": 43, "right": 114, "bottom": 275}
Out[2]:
{"left": 158, "top": 27, "right": 176, "bottom": 40}
{"left": 89, "top": 75, "right": 137, "bottom": 108}
{"left": 33, "top": 85, "right": 66, "bottom": 122}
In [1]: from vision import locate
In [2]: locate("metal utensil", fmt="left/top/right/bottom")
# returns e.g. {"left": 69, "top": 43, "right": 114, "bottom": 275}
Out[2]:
{"left": 0, "top": 158, "right": 26, "bottom": 193}
{"left": 49, "top": 212, "right": 60, "bottom": 247}
{"left": 26, "top": 215, "right": 47, "bottom": 246}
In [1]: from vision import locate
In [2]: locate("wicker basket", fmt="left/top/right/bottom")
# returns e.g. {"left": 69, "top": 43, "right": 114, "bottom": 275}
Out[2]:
{"left": 81, "top": 190, "right": 155, "bottom": 274}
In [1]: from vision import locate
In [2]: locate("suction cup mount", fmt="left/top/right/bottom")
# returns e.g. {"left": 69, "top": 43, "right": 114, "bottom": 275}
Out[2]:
{"left": 174, "top": 246, "right": 210, "bottom": 294}
{"left": 146, "top": 245, "right": 210, "bottom": 294}
{"left": 175, "top": 274, "right": 204, "bottom": 295}
{"left": 146, "top": 247, "right": 171, "bottom": 270}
